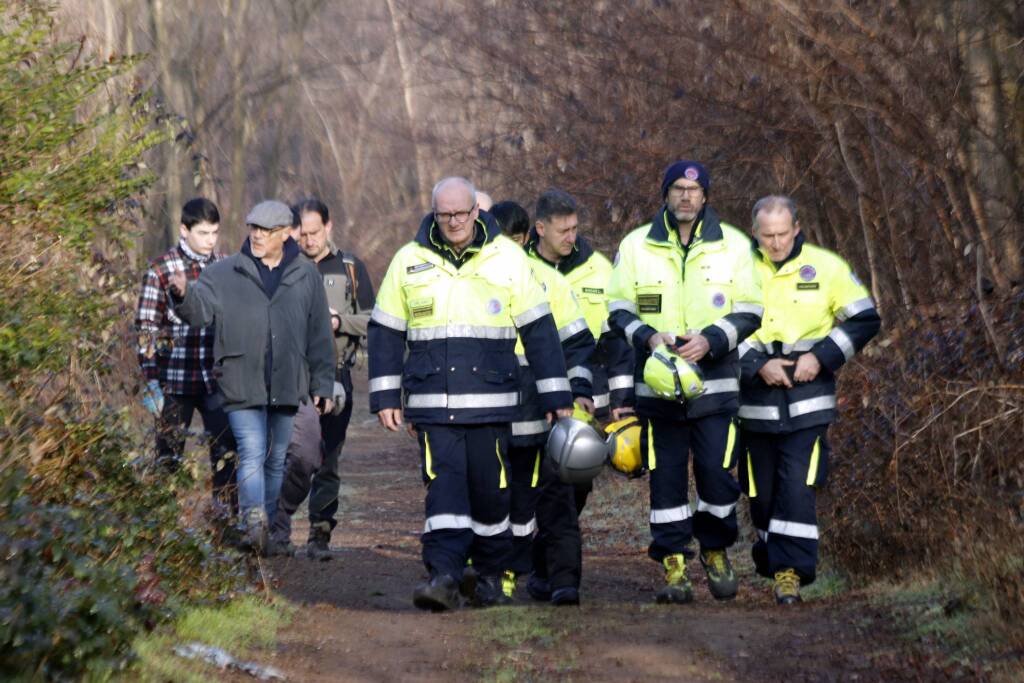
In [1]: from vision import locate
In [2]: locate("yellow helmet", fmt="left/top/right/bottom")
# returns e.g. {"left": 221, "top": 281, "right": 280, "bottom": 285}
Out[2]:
{"left": 605, "top": 415, "right": 644, "bottom": 477}
{"left": 642, "top": 344, "right": 705, "bottom": 402}
{"left": 572, "top": 402, "right": 595, "bottom": 424}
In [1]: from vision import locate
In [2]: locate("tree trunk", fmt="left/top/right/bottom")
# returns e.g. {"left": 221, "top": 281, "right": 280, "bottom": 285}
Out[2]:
{"left": 384, "top": 0, "right": 428, "bottom": 200}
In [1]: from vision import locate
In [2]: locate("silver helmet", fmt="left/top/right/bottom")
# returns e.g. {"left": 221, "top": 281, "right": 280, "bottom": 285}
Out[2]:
{"left": 546, "top": 417, "right": 609, "bottom": 484}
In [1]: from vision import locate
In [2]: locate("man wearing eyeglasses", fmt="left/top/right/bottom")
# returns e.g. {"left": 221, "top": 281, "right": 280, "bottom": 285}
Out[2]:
{"left": 369, "top": 177, "right": 573, "bottom": 611}
{"left": 608, "top": 161, "right": 763, "bottom": 605}
{"left": 169, "top": 199, "right": 336, "bottom": 556}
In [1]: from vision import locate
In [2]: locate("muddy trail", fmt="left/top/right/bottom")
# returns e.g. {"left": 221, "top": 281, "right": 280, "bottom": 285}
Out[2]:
{"left": 261, "top": 376, "right": 947, "bottom": 683}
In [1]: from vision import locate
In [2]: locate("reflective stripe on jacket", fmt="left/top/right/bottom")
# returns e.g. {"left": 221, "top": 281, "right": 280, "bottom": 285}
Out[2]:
{"left": 738, "top": 233, "right": 881, "bottom": 433}
{"left": 526, "top": 235, "right": 635, "bottom": 412}
{"left": 368, "top": 212, "right": 570, "bottom": 425}
{"left": 607, "top": 205, "right": 763, "bottom": 420}
{"left": 511, "top": 256, "right": 596, "bottom": 445}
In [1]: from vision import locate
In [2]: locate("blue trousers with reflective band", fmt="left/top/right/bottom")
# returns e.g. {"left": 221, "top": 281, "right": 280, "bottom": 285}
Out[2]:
{"left": 642, "top": 414, "right": 741, "bottom": 562}
{"left": 507, "top": 444, "right": 582, "bottom": 590}
{"left": 416, "top": 423, "right": 512, "bottom": 580}
{"left": 739, "top": 425, "right": 830, "bottom": 584}
{"left": 507, "top": 445, "right": 543, "bottom": 574}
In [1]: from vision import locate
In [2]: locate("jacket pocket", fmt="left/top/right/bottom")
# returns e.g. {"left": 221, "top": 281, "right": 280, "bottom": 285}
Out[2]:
{"left": 474, "top": 351, "right": 517, "bottom": 387}
{"left": 402, "top": 349, "right": 437, "bottom": 392}
{"left": 213, "top": 352, "right": 246, "bottom": 404}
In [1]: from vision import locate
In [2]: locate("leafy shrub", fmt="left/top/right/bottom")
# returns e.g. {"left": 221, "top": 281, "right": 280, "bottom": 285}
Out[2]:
{"left": 825, "top": 292, "right": 1024, "bottom": 648}
{"left": 0, "top": 4, "right": 243, "bottom": 678}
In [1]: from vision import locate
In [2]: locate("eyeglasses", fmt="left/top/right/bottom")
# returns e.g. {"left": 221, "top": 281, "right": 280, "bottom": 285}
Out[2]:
{"left": 434, "top": 204, "right": 476, "bottom": 225}
{"left": 249, "top": 224, "right": 290, "bottom": 235}
{"left": 668, "top": 184, "right": 703, "bottom": 197}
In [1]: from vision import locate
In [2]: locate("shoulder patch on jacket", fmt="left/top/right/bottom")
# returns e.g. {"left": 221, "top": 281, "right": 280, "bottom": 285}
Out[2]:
{"left": 406, "top": 262, "right": 435, "bottom": 274}
{"left": 582, "top": 287, "right": 604, "bottom": 294}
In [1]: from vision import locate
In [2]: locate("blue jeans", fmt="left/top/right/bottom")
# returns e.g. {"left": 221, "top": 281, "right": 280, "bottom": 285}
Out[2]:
{"left": 228, "top": 407, "right": 296, "bottom": 519}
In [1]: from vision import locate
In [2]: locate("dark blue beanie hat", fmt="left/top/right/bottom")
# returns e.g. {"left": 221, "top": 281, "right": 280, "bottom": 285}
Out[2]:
{"left": 661, "top": 160, "right": 710, "bottom": 198}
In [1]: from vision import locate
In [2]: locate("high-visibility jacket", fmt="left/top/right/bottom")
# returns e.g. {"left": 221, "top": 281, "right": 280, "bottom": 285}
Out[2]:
{"left": 607, "top": 206, "right": 763, "bottom": 420}
{"left": 511, "top": 253, "right": 596, "bottom": 444}
{"left": 368, "top": 212, "right": 571, "bottom": 425}
{"left": 525, "top": 234, "right": 634, "bottom": 414}
{"left": 739, "top": 233, "right": 881, "bottom": 433}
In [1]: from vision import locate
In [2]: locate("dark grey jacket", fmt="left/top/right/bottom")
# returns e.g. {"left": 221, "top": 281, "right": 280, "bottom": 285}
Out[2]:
{"left": 175, "top": 245, "right": 335, "bottom": 412}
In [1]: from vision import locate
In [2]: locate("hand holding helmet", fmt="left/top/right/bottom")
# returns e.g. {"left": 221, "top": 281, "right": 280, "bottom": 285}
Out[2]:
{"left": 546, "top": 417, "right": 608, "bottom": 484}
{"left": 643, "top": 344, "right": 706, "bottom": 402}
{"left": 605, "top": 415, "right": 645, "bottom": 478}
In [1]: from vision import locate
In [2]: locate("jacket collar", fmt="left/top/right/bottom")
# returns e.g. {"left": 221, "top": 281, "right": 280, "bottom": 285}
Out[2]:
{"left": 177, "top": 238, "right": 214, "bottom": 264}
{"left": 753, "top": 231, "right": 806, "bottom": 270}
{"left": 646, "top": 205, "right": 724, "bottom": 248}
{"left": 525, "top": 231, "right": 594, "bottom": 274}
{"left": 414, "top": 210, "right": 501, "bottom": 267}
{"left": 239, "top": 236, "right": 301, "bottom": 273}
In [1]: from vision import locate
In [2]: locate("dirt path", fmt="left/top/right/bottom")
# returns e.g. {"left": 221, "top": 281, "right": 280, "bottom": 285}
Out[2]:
{"left": 262, "top": 373, "right": 947, "bottom": 682}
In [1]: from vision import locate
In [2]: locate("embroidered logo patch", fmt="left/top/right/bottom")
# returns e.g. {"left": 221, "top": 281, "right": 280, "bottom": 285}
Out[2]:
{"left": 406, "top": 262, "right": 435, "bottom": 274}
{"left": 486, "top": 298, "right": 503, "bottom": 315}
{"left": 582, "top": 287, "right": 604, "bottom": 294}
{"left": 711, "top": 292, "right": 727, "bottom": 308}
{"left": 684, "top": 166, "right": 699, "bottom": 180}
{"left": 799, "top": 265, "right": 817, "bottom": 282}
{"left": 410, "top": 298, "right": 434, "bottom": 319}
{"left": 637, "top": 293, "right": 662, "bottom": 313}
{"left": 796, "top": 282, "right": 820, "bottom": 290}
{"left": 326, "top": 278, "right": 335, "bottom": 287}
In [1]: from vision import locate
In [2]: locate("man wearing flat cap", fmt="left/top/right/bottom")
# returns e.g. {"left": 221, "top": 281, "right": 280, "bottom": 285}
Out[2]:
{"left": 169, "top": 199, "right": 336, "bottom": 555}
{"left": 608, "top": 161, "right": 763, "bottom": 604}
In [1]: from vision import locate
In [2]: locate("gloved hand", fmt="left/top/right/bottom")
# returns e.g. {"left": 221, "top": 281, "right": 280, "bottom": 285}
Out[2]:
{"left": 142, "top": 379, "right": 164, "bottom": 415}
{"left": 331, "top": 381, "right": 347, "bottom": 415}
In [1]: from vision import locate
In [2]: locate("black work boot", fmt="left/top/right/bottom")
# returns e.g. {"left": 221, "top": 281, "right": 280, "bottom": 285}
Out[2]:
{"left": 550, "top": 586, "right": 580, "bottom": 606}
{"left": 266, "top": 534, "right": 295, "bottom": 557}
{"left": 463, "top": 574, "right": 512, "bottom": 608}
{"left": 413, "top": 575, "right": 461, "bottom": 612}
{"left": 306, "top": 521, "right": 332, "bottom": 561}
{"left": 526, "top": 572, "right": 552, "bottom": 602}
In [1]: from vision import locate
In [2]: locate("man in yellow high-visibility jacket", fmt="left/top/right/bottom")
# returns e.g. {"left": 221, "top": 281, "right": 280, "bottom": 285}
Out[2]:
{"left": 608, "top": 161, "right": 763, "bottom": 604}
{"left": 368, "top": 177, "right": 573, "bottom": 612}
{"left": 738, "top": 195, "right": 880, "bottom": 605}
{"left": 493, "top": 199, "right": 595, "bottom": 607}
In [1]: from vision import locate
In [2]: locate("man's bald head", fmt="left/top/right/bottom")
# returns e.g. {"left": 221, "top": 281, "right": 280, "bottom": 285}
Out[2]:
{"left": 431, "top": 177, "right": 476, "bottom": 210}
{"left": 475, "top": 190, "right": 494, "bottom": 212}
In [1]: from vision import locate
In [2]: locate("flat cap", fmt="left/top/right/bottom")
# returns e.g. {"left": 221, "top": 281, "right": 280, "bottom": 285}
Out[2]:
{"left": 245, "top": 200, "right": 293, "bottom": 229}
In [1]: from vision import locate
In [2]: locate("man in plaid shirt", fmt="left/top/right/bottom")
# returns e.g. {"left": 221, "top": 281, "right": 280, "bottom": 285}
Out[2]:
{"left": 135, "top": 197, "right": 236, "bottom": 510}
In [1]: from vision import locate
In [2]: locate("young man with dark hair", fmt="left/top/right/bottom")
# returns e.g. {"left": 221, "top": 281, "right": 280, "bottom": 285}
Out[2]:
{"left": 135, "top": 197, "right": 237, "bottom": 513}
{"left": 270, "top": 197, "right": 376, "bottom": 559}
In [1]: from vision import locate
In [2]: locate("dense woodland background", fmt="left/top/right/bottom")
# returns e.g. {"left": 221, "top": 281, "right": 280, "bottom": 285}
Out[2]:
{"left": 59, "top": 0, "right": 1022, "bottom": 305}
{"left": 2, "top": 0, "right": 1022, "bottom": 677}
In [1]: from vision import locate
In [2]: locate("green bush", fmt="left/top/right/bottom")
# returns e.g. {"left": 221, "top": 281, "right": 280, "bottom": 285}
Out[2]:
{"left": 0, "top": 4, "right": 243, "bottom": 679}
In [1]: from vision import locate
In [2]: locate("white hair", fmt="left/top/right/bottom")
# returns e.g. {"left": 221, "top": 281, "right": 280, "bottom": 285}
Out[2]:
{"left": 431, "top": 177, "right": 477, "bottom": 209}
{"left": 751, "top": 195, "right": 798, "bottom": 230}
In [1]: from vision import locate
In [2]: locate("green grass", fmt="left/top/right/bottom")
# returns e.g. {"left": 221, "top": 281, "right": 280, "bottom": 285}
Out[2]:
{"left": 470, "top": 607, "right": 569, "bottom": 682}
{"left": 112, "top": 595, "right": 295, "bottom": 683}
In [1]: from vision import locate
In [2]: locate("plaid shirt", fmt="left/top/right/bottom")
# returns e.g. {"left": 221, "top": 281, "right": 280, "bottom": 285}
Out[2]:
{"left": 135, "top": 239, "right": 222, "bottom": 395}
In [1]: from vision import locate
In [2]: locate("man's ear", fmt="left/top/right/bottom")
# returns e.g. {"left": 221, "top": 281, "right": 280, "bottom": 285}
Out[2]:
{"left": 535, "top": 220, "right": 546, "bottom": 238}
{"left": 178, "top": 224, "right": 189, "bottom": 239}
{"left": 324, "top": 220, "right": 333, "bottom": 243}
